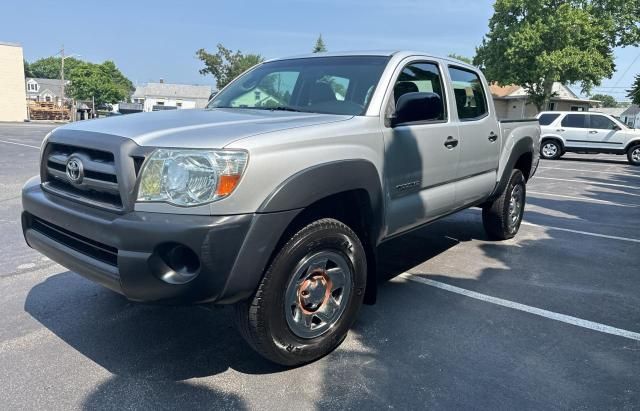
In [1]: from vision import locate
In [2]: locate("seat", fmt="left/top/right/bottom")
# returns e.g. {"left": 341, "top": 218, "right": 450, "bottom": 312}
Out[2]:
{"left": 394, "top": 82, "right": 419, "bottom": 103}
{"left": 309, "top": 81, "right": 337, "bottom": 104}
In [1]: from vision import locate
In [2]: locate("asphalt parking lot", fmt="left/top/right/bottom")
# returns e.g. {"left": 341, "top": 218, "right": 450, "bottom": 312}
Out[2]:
{"left": 0, "top": 122, "right": 639, "bottom": 410}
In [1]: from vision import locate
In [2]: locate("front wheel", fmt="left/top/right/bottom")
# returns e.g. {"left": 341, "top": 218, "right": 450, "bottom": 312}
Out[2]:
{"left": 235, "top": 218, "right": 366, "bottom": 366}
{"left": 482, "top": 169, "right": 526, "bottom": 240}
{"left": 627, "top": 144, "right": 640, "bottom": 166}
{"left": 540, "top": 140, "right": 562, "bottom": 160}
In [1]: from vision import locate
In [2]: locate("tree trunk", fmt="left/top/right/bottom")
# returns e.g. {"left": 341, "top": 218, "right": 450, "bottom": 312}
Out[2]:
{"left": 540, "top": 79, "right": 555, "bottom": 111}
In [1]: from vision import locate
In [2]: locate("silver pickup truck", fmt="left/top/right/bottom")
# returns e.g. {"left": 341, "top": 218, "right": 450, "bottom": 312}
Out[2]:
{"left": 21, "top": 51, "right": 540, "bottom": 365}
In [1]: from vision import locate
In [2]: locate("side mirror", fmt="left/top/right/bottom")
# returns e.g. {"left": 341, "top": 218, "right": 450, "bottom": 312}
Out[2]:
{"left": 613, "top": 125, "right": 621, "bottom": 131}
{"left": 390, "top": 92, "right": 443, "bottom": 127}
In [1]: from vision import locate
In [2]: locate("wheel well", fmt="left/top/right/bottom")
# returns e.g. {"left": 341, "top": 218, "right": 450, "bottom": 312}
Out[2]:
{"left": 514, "top": 151, "right": 533, "bottom": 181}
{"left": 273, "top": 189, "right": 379, "bottom": 304}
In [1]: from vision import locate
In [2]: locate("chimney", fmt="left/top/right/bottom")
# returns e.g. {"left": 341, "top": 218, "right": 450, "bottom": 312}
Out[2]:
{"left": 159, "top": 78, "right": 164, "bottom": 84}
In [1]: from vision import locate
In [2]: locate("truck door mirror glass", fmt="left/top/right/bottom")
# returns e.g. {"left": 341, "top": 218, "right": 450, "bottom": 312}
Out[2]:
{"left": 392, "top": 92, "right": 444, "bottom": 126}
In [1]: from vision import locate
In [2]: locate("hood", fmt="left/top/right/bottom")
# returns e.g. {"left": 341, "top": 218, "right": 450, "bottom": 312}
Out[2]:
{"left": 57, "top": 108, "right": 352, "bottom": 148}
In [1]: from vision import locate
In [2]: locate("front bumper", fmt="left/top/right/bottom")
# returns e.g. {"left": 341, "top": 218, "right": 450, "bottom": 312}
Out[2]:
{"left": 21, "top": 176, "right": 299, "bottom": 304}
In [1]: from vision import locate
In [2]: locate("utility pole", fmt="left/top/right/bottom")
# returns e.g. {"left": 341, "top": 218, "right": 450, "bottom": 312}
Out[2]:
{"left": 60, "top": 45, "right": 65, "bottom": 107}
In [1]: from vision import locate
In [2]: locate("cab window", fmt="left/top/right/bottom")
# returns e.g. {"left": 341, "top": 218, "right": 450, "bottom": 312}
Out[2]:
{"left": 392, "top": 62, "right": 447, "bottom": 122}
{"left": 448, "top": 67, "right": 488, "bottom": 120}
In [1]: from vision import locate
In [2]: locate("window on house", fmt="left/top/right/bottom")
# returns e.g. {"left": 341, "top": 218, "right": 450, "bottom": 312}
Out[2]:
{"left": 176, "top": 102, "right": 182, "bottom": 108}
{"left": 156, "top": 101, "right": 164, "bottom": 106}
{"left": 448, "top": 66, "right": 488, "bottom": 120}
{"left": 547, "top": 102, "right": 556, "bottom": 111}
{"left": 570, "top": 106, "right": 585, "bottom": 112}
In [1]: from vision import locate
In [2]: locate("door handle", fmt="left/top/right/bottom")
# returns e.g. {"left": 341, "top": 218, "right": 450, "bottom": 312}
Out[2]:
{"left": 589, "top": 130, "right": 598, "bottom": 134}
{"left": 444, "top": 136, "right": 459, "bottom": 149}
{"left": 556, "top": 129, "right": 565, "bottom": 132}
{"left": 488, "top": 132, "right": 498, "bottom": 142}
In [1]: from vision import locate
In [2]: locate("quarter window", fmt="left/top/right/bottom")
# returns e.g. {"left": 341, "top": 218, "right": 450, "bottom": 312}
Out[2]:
{"left": 391, "top": 62, "right": 447, "bottom": 122}
{"left": 561, "top": 114, "right": 588, "bottom": 128}
{"left": 448, "top": 67, "right": 488, "bottom": 120}
{"left": 589, "top": 115, "right": 617, "bottom": 130}
{"left": 538, "top": 113, "right": 560, "bottom": 126}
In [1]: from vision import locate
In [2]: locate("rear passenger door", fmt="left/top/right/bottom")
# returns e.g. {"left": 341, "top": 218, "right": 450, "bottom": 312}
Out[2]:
{"left": 448, "top": 66, "right": 500, "bottom": 207}
{"left": 559, "top": 114, "right": 589, "bottom": 148}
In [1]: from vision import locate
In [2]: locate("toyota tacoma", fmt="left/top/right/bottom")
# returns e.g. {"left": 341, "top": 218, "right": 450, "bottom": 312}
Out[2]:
{"left": 22, "top": 51, "right": 540, "bottom": 365}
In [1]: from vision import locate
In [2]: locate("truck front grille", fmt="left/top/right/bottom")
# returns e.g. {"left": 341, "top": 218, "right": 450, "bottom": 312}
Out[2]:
{"left": 29, "top": 215, "right": 118, "bottom": 266}
{"left": 42, "top": 143, "right": 123, "bottom": 210}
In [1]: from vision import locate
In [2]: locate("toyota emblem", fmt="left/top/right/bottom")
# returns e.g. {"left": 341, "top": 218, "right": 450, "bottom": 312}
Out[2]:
{"left": 66, "top": 158, "right": 84, "bottom": 184}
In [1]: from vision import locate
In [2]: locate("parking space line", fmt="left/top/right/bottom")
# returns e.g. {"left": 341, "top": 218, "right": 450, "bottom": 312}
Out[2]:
{"left": 400, "top": 273, "right": 640, "bottom": 342}
{"left": 0, "top": 139, "right": 40, "bottom": 149}
{"left": 534, "top": 176, "right": 639, "bottom": 190}
{"left": 528, "top": 191, "right": 640, "bottom": 207}
{"left": 521, "top": 222, "right": 640, "bottom": 243}
{"left": 538, "top": 167, "right": 640, "bottom": 178}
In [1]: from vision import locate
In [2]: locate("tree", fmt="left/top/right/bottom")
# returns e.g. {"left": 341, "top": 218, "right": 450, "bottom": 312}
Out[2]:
{"left": 28, "top": 56, "right": 83, "bottom": 79}
{"left": 628, "top": 74, "right": 640, "bottom": 105}
{"left": 474, "top": 0, "right": 637, "bottom": 111}
{"left": 196, "top": 44, "right": 264, "bottom": 89}
{"left": 447, "top": 54, "right": 473, "bottom": 64}
{"left": 313, "top": 34, "right": 327, "bottom": 53}
{"left": 591, "top": 93, "right": 618, "bottom": 107}
{"left": 66, "top": 61, "right": 133, "bottom": 106}
{"left": 24, "top": 60, "right": 33, "bottom": 78}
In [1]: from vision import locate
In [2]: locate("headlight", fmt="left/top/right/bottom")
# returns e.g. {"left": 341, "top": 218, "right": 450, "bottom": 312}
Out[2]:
{"left": 137, "top": 149, "right": 248, "bottom": 206}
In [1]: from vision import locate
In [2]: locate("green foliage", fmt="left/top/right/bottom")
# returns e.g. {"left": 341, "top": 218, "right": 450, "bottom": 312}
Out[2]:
{"left": 196, "top": 44, "right": 264, "bottom": 89}
{"left": 591, "top": 93, "right": 618, "bottom": 107}
{"left": 628, "top": 74, "right": 640, "bottom": 105}
{"left": 28, "top": 56, "right": 83, "bottom": 79}
{"left": 473, "top": 0, "right": 637, "bottom": 110}
{"left": 23, "top": 60, "right": 33, "bottom": 78}
{"left": 447, "top": 54, "right": 473, "bottom": 64}
{"left": 66, "top": 61, "right": 134, "bottom": 106}
{"left": 313, "top": 34, "right": 327, "bottom": 53}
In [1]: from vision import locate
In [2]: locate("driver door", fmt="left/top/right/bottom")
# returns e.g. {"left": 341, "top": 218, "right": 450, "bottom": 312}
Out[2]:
{"left": 382, "top": 59, "right": 461, "bottom": 237}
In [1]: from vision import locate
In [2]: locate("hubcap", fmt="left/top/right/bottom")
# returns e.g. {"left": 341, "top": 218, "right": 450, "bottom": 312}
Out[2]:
{"left": 284, "top": 250, "right": 352, "bottom": 339}
{"left": 632, "top": 148, "right": 640, "bottom": 163}
{"left": 542, "top": 142, "right": 558, "bottom": 158}
{"left": 508, "top": 184, "right": 524, "bottom": 232}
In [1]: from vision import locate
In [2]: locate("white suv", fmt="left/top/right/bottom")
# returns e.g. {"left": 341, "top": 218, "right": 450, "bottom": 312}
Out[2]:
{"left": 537, "top": 111, "right": 640, "bottom": 165}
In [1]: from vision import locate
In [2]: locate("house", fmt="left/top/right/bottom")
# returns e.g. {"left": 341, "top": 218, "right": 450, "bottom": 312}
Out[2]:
{"left": 620, "top": 105, "right": 639, "bottom": 128}
{"left": 490, "top": 82, "right": 599, "bottom": 120}
{"left": 0, "top": 41, "right": 28, "bottom": 122}
{"left": 131, "top": 80, "right": 213, "bottom": 112}
{"left": 591, "top": 107, "right": 627, "bottom": 119}
{"left": 25, "top": 77, "right": 69, "bottom": 106}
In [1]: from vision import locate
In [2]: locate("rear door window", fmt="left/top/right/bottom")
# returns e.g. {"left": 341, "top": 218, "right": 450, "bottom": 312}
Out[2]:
{"left": 448, "top": 67, "right": 488, "bottom": 120}
{"left": 538, "top": 113, "right": 560, "bottom": 126}
{"left": 561, "top": 114, "right": 588, "bottom": 128}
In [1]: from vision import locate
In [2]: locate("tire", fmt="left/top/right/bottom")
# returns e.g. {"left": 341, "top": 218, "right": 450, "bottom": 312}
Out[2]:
{"left": 540, "top": 139, "right": 562, "bottom": 160}
{"left": 235, "top": 218, "right": 367, "bottom": 366}
{"left": 482, "top": 169, "right": 526, "bottom": 240}
{"left": 627, "top": 144, "right": 640, "bottom": 166}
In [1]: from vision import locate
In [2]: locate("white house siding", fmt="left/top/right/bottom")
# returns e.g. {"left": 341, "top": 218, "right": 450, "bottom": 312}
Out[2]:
{"left": 0, "top": 42, "right": 27, "bottom": 122}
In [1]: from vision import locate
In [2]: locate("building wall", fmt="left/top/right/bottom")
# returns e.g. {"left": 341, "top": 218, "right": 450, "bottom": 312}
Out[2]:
{"left": 0, "top": 43, "right": 27, "bottom": 122}
{"left": 142, "top": 98, "right": 198, "bottom": 112}
{"left": 493, "top": 98, "right": 592, "bottom": 120}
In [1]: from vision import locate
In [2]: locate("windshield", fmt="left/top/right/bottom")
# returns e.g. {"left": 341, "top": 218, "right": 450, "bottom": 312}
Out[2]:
{"left": 207, "top": 56, "right": 390, "bottom": 116}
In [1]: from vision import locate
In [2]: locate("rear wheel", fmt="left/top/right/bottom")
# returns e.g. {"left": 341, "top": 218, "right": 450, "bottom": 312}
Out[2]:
{"left": 482, "top": 169, "right": 526, "bottom": 240}
{"left": 627, "top": 144, "right": 640, "bottom": 166}
{"left": 540, "top": 140, "right": 562, "bottom": 160}
{"left": 235, "top": 218, "right": 366, "bottom": 366}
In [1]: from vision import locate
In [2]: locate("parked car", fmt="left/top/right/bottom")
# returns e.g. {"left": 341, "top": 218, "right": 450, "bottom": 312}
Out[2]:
{"left": 21, "top": 51, "right": 540, "bottom": 365}
{"left": 537, "top": 111, "right": 640, "bottom": 165}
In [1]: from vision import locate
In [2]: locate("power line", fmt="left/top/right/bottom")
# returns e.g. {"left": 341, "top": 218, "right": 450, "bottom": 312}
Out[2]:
{"left": 607, "top": 51, "right": 640, "bottom": 94}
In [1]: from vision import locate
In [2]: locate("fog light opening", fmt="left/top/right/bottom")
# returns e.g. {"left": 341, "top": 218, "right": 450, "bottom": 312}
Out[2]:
{"left": 152, "top": 243, "right": 201, "bottom": 285}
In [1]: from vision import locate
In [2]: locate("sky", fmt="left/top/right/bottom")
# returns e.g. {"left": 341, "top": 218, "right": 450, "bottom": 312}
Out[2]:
{"left": 1, "top": 0, "right": 638, "bottom": 100}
